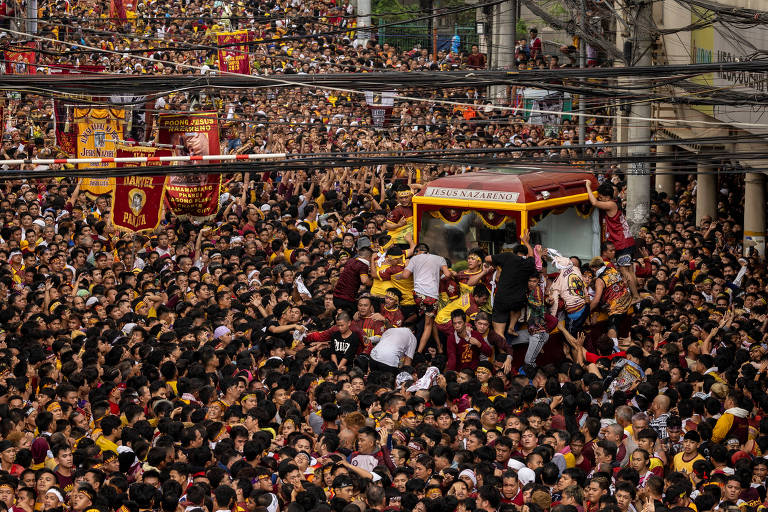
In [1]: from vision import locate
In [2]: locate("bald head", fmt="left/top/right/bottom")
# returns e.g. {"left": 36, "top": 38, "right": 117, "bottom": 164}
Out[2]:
{"left": 652, "top": 395, "right": 671, "bottom": 413}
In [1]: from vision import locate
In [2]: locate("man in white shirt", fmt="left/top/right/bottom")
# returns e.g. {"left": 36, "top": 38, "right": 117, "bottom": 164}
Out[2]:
{"left": 370, "top": 327, "right": 417, "bottom": 373}
{"left": 396, "top": 243, "right": 454, "bottom": 352}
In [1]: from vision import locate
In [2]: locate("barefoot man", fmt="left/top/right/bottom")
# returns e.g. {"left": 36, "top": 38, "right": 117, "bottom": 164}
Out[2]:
{"left": 585, "top": 180, "right": 641, "bottom": 302}
{"left": 485, "top": 229, "right": 536, "bottom": 339}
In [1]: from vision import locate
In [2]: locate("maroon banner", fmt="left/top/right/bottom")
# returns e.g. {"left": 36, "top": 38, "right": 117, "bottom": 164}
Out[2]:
{"left": 115, "top": 144, "right": 172, "bottom": 167}
{"left": 110, "top": 0, "right": 127, "bottom": 25}
{"left": 111, "top": 176, "right": 166, "bottom": 233}
{"left": 364, "top": 91, "right": 395, "bottom": 128}
{"left": 368, "top": 106, "right": 393, "bottom": 128}
{"left": 47, "top": 64, "right": 106, "bottom": 74}
{"left": 217, "top": 31, "right": 250, "bottom": 75}
{"left": 5, "top": 42, "right": 37, "bottom": 74}
{"left": 53, "top": 101, "right": 76, "bottom": 156}
{"left": 157, "top": 112, "right": 221, "bottom": 220}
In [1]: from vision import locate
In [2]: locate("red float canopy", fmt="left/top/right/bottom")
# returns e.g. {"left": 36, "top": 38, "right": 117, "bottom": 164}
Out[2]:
{"left": 413, "top": 167, "right": 598, "bottom": 210}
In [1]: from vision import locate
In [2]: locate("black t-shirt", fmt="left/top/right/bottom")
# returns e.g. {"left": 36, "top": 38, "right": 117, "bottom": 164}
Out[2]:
{"left": 490, "top": 252, "right": 536, "bottom": 304}
{"left": 331, "top": 330, "right": 360, "bottom": 362}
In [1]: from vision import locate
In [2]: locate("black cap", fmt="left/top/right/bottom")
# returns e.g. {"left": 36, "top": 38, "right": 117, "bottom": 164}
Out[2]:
{"left": 332, "top": 475, "right": 354, "bottom": 489}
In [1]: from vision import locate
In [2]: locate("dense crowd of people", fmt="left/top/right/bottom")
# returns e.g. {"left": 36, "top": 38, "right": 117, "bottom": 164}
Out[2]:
{"left": 0, "top": 3, "right": 766, "bottom": 512}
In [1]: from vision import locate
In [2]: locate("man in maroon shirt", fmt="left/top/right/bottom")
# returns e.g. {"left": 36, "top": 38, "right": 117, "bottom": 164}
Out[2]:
{"left": 353, "top": 295, "right": 386, "bottom": 354}
{"left": 446, "top": 309, "right": 492, "bottom": 371}
{"left": 332, "top": 246, "right": 373, "bottom": 314}
{"left": 466, "top": 45, "right": 487, "bottom": 69}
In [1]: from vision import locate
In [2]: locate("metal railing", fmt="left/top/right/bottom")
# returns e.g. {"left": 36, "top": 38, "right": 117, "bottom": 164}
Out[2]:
{"left": 376, "top": 24, "right": 479, "bottom": 54}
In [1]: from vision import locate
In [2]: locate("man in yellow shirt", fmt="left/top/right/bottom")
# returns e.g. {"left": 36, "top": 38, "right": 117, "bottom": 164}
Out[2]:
{"left": 94, "top": 415, "right": 122, "bottom": 454}
{"left": 672, "top": 430, "right": 704, "bottom": 476}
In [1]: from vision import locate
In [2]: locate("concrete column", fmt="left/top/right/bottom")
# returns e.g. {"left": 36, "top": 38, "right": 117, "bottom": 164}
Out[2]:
{"left": 655, "top": 143, "right": 674, "bottom": 196}
{"left": 743, "top": 172, "right": 766, "bottom": 258}
{"left": 490, "top": 0, "right": 515, "bottom": 104}
{"left": 356, "top": 0, "right": 371, "bottom": 45}
{"left": 624, "top": 0, "right": 654, "bottom": 235}
{"left": 477, "top": 6, "right": 489, "bottom": 54}
{"left": 695, "top": 162, "right": 716, "bottom": 226}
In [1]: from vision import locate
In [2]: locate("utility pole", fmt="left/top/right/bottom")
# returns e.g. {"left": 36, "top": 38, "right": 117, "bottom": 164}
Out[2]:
{"left": 26, "top": 0, "right": 38, "bottom": 35}
{"left": 490, "top": 0, "right": 514, "bottom": 103}
{"left": 511, "top": 0, "right": 517, "bottom": 62}
{"left": 578, "top": 0, "right": 586, "bottom": 147}
{"left": 624, "top": 0, "right": 654, "bottom": 235}
{"left": 356, "top": 0, "right": 371, "bottom": 45}
{"left": 429, "top": 0, "right": 436, "bottom": 59}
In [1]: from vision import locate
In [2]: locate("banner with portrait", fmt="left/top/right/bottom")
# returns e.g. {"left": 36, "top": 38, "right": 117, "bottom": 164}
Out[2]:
{"left": 157, "top": 112, "right": 221, "bottom": 220}
{"left": 75, "top": 107, "right": 124, "bottom": 196}
{"left": 364, "top": 91, "right": 395, "bottom": 128}
{"left": 110, "top": 176, "right": 166, "bottom": 232}
{"left": 4, "top": 42, "right": 37, "bottom": 74}
{"left": 217, "top": 30, "right": 250, "bottom": 75}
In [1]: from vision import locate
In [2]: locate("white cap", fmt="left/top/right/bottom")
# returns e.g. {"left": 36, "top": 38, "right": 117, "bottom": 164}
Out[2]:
{"left": 122, "top": 323, "right": 138, "bottom": 336}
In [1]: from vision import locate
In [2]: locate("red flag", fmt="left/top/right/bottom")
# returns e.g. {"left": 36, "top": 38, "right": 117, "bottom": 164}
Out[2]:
{"left": 217, "top": 31, "right": 250, "bottom": 75}
{"left": 5, "top": 42, "right": 37, "bottom": 74}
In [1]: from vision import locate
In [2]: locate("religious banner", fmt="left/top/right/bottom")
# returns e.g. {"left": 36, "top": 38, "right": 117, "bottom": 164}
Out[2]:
{"left": 110, "top": 0, "right": 127, "bottom": 26}
{"left": 608, "top": 359, "right": 646, "bottom": 394}
{"left": 364, "top": 91, "right": 395, "bottom": 128}
{"left": 157, "top": 112, "right": 221, "bottom": 220}
{"left": 75, "top": 107, "right": 124, "bottom": 196}
{"left": 47, "top": 64, "right": 106, "bottom": 74}
{"left": 115, "top": 144, "right": 172, "bottom": 167}
{"left": 110, "top": 176, "right": 166, "bottom": 232}
{"left": 53, "top": 101, "right": 76, "bottom": 156}
{"left": 4, "top": 42, "right": 37, "bottom": 74}
{"left": 216, "top": 30, "right": 250, "bottom": 74}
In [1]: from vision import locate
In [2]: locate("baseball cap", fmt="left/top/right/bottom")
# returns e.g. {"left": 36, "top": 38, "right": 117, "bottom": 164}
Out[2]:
{"left": 213, "top": 326, "right": 231, "bottom": 339}
{"left": 332, "top": 475, "right": 354, "bottom": 489}
{"left": 357, "top": 236, "right": 371, "bottom": 249}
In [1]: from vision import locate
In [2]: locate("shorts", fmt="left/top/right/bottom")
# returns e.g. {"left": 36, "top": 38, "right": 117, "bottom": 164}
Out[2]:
{"left": 492, "top": 299, "right": 526, "bottom": 324}
{"left": 333, "top": 297, "right": 357, "bottom": 315}
{"left": 414, "top": 293, "right": 438, "bottom": 317}
{"left": 615, "top": 245, "right": 635, "bottom": 267}
{"left": 370, "top": 358, "right": 399, "bottom": 374}
{"left": 564, "top": 305, "right": 589, "bottom": 335}
{"left": 607, "top": 313, "right": 626, "bottom": 333}
{"left": 401, "top": 305, "right": 418, "bottom": 324}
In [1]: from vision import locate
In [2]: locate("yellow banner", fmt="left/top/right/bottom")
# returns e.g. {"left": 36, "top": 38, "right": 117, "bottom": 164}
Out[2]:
{"left": 75, "top": 108, "right": 124, "bottom": 196}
